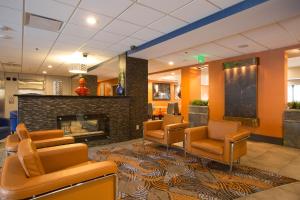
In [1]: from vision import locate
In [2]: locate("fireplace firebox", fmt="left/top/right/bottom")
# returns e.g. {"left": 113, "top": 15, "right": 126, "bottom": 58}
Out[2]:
{"left": 57, "top": 114, "right": 109, "bottom": 140}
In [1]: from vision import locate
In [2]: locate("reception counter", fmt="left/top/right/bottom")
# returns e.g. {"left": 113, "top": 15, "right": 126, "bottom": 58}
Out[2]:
{"left": 15, "top": 95, "right": 132, "bottom": 143}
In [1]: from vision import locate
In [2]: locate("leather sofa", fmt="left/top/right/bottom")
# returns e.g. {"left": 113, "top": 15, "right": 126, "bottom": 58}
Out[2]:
{"left": 5, "top": 123, "right": 74, "bottom": 155}
{"left": 185, "top": 120, "right": 250, "bottom": 171}
{"left": 143, "top": 114, "right": 189, "bottom": 150}
{"left": 0, "top": 139, "right": 118, "bottom": 200}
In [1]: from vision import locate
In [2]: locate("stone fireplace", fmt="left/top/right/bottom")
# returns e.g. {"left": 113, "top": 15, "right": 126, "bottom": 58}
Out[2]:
{"left": 57, "top": 113, "right": 109, "bottom": 140}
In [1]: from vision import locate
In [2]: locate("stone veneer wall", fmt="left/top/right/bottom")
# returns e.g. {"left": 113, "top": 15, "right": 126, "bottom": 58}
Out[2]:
{"left": 125, "top": 56, "right": 148, "bottom": 138}
{"left": 18, "top": 96, "right": 131, "bottom": 143}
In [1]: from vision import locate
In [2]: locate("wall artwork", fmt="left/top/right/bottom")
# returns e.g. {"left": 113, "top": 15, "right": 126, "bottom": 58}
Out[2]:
{"left": 224, "top": 58, "right": 258, "bottom": 125}
{"left": 152, "top": 83, "right": 170, "bottom": 100}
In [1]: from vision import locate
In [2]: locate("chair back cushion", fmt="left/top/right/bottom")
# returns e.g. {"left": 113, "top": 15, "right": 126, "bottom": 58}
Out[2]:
{"left": 162, "top": 114, "right": 183, "bottom": 129}
{"left": 208, "top": 120, "right": 241, "bottom": 140}
{"left": 17, "top": 139, "right": 45, "bottom": 177}
{"left": 16, "top": 123, "right": 30, "bottom": 140}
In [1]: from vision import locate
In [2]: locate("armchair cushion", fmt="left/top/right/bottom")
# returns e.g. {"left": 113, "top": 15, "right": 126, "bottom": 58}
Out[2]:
{"left": 17, "top": 139, "right": 45, "bottom": 177}
{"left": 146, "top": 130, "right": 164, "bottom": 139}
{"left": 208, "top": 120, "right": 241, "bottom": 140}
{"left": 191, "top": 139, "right": 224, "bottom": 155}
{"left": 162, "top": 114, "right": 183, "bottom": 130}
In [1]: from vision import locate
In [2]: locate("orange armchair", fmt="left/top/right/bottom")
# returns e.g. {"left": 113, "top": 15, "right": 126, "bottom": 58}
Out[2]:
{"left": 185, "top": 120, "right": 250, "bottom": 171}
{"left": 0, "top": 139, "right": 118, "bottom": 200}
{"left": 5, "top": 123, "right": 74, "bottom": 155}
{"left": 143, "top": 114, "right": 189, "bottom": 150}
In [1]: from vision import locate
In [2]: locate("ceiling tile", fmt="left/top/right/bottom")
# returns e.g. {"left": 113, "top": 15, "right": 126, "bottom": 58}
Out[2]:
{"left": 137, "top": 0, "right": 192, "bottom": 13}
{"left": 79, "top": 0, "right": 133, "bottom": 18}
{"left": 0, "top": 0, "right": 23, "bottom": 11}
{"left": 215, "top": 34, "right": 267, "bottom": 54}
{"left": 170, "top": 0, "right": 220, "bottom": 23}
{"left": 83, "top": 40, "right": 112, "bottom": 50}
{"left": 62, "top": 23, "right": 98, "bottom": 39}
{"left": 93, "top": 31, "right": 126, "bottom": 43}
{"left": 24, "top": 26, "right": 59, "bottom": 42}
{"left": 0, "top": 6, "right": 22, "bottom": 25}
{"left": 192, "top": 43, "right": 241, "bottom": 58}
{"left": 132, "top": 28, "right": 163, "bottom": 41}
{"left": 104, "top": 19, "right": 142, "bottom": 36}
{"left": 118, "top": 37, "right": 145, "bottom": 47}
{"left": 243, "top": 24, "right": 298, "bottom": 49}
{"left": 108, "top": 44, "right": 129, "bottom": 54}
{"left": 208, "top": 0, "right": 243, "bottom": 9}
{"left": 54, "top": 0, "right": 80, "bottom": 6}
{"left": 148, "top": 15, "right": 187, "bottom": 33}
{"left": 57, "top": 34, "right": 87, "bottom": 46}
{"left": 280, "top": 16, "right": 300, "bottom": 42}
{"left": 69, "top": 8, "right": 113, "bottom": 30}
{"left": 118, "top": 4, "right": 164, "bottom": 26}
{"left": 25, "top": 0, "right": 75, "bottom": 21}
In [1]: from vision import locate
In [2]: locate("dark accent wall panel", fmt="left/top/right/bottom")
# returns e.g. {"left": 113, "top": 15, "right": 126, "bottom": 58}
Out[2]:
{"left": 125, "top": 56, "right": 148, "bottom": 139}
{"left": 225, "top": 65, "right": 257, "bottom": 118}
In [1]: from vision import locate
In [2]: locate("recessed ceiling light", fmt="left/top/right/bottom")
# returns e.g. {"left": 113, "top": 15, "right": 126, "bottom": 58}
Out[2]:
{"left": 48, "top": 65, "right": 52, "bottom": 68}
{"left": 42, "top": 70, "right": 47, "bottom": 74}
{"left": 86, "top": 16, "right": 97, "bottom": 25}
{"left": 171, "top": 72, "right": 175, "bottom": 75}
{"left": 168, "top": 61, "right": 174, "bottom": 66}
{"left": 238, "top": 44, "right": 249, "bottom": 48}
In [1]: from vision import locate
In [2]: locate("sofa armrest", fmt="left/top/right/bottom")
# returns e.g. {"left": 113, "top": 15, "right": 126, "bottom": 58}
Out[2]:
{"left": 0, "top": 160, "right": 117, "bottom": 200}
{"left": 38, "top": 143, "right": 88, "bottom": 173}
{"left": 143, "top": 120, "right": 163, "bottom": 131}
{"left": 165, "top": 122, "right": 189, "bottom": 131}
{"left": 225, "top": 130, "right": 250, "bottom": 143}
{"left": 29, "top": 129, "right": 64, "bottom": 140}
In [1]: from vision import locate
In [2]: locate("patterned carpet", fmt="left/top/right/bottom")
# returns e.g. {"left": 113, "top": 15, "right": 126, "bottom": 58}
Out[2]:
{"left": 91, "top": 143, "right": 296, "bottom": 200}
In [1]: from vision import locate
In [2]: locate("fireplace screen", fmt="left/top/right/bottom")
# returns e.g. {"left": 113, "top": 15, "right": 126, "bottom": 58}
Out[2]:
{"left": 57, "top": 114, "right": 109, "bottom": 138}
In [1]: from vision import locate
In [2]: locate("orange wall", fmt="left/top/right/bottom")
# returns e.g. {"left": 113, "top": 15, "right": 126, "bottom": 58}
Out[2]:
{"left": 181, "top": 68, "right": 202, "bottom": 120}
{"left": 97, "top": 78, "right": 118, "bottom": 96}
{"left": 208, "top": 48, "right": 287, "bottom": 138}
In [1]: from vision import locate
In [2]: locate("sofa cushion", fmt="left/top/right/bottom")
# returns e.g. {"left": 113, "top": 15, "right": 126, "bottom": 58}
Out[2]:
{"left": 208, "top": 120, "right": 241, "bottom": 141}
{"left": 162, "top": 114, "right": 183, "bottom": 130}
{"left": 17, "top": 139, "right": 45, "bottom": 177}
{"left": 16, "top": 123, "right": 30, "bottom": 140}
{"left": 146, "top": 130, "right": 164, "bottom": 139}
{"left": 191, "top": 139, "right": 224, "bottom": 155}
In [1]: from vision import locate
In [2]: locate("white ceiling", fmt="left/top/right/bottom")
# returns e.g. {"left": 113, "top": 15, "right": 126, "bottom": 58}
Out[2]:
{"left": 148, "top": 69, "right": 181, "bottom": 83}
{"left": 0, "top": 0, "right": 248, "bottom": 76}
{"left": 0, "top": 0, "right": 300, "bottom": 76}
{"left": 130, "top": 0, "right": 300, "bottom": 73}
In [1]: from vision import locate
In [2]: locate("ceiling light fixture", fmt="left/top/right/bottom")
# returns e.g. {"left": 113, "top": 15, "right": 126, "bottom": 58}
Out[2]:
{"left": 0, "top": 35, "right": 12, "bottom": 39}
{"left": 48, "top": 65, "right": 53, "bottom": 68}
{"left": 42, "top": 71, "right": 47, "bottom": 74}
{"left": 171, "top": 72, "right": 175, "bottom": 75}
{"left": 86, "top": 16, "right": 97, "bottom": 25}
{"left": 69, "top": 52, "right": 88, "bottom": 74}
{"left": 168, "top": 61, "right": 174, "bottom": 66}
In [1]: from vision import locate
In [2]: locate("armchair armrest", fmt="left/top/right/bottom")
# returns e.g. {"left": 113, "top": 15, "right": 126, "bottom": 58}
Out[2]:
{"left": 185, "top": 126, "right": 208, "bottom": 152}
{"left": 1, "top": 160, "right": 117, "bottom": 200}
{"left": 38, "top": 143, "right": 88, "bottom": 173}
{"left": 225, "top": 130, "right": 250, "bottom": 143}
{"left": 143, "top": 120, "right": 163, "bottom": 131}
{"left": 29, "top": 129, "right": 64, "bottom": 140}
{"left": 165, "top": 122, "right": 189, "bottom": 131}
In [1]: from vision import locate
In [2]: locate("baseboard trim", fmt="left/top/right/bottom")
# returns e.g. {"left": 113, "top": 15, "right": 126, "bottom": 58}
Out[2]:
{"left": 249, "top": 134, "right": 283, "bottom": 145}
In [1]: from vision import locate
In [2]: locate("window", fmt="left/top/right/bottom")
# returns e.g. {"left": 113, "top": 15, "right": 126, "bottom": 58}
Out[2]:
{"left": 288, "top": 84, "right": 300, "bottom": 102}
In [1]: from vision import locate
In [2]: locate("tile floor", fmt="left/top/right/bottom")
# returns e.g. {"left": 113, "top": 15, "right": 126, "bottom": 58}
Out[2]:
{"left": 1, "top": 139, "right": 299, "bottom": 199}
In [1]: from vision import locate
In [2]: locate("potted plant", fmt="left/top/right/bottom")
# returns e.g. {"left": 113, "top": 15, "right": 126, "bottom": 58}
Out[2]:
{"left": 188, "top": 99, "right": 209, "bottom": 127}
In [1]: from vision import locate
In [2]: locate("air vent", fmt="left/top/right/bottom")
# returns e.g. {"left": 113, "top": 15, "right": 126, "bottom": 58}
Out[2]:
{"left": 1, "top": 62, "right": 21, "bottom": 68}
{"left": 24, "top": 13, "right": 63, "bottom": 32}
